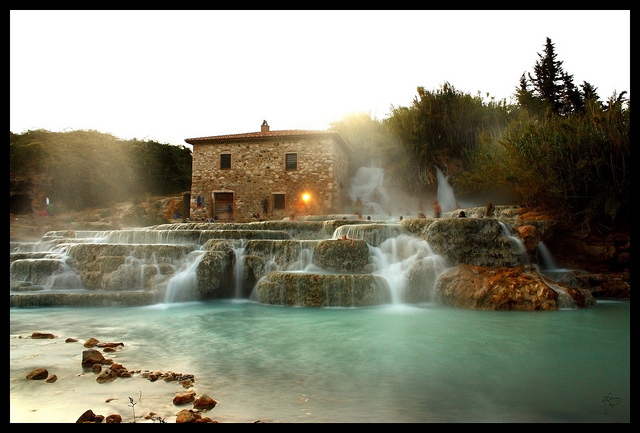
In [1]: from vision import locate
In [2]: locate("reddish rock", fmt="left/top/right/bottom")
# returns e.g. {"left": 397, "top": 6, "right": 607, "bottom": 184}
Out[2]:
{"left": 83, "top": 337, "right": 100, "bottom": 347}
{"left": 147, "top": 370, "right": 163, "bottom": 381}
{"left": 77, "top": 409, "right": 104, "bottom": 423}
{"left": 45, "top": 374, "right": 58, "bottom": 383}
{"left": 26, "top": 367, "right": 48, "bottom": 380}
{"left": 97, "top": 342, "right": 124, "bottom": 349}
{"left": 173, "top": 390, "right": 196, "bottom": 405}
{"left": 81, "top": 349, "right": 105, "bottom": 367}
{"left": 31, "top": 332, "right": 55, "bottom": 339}
{"left": 65, "top": 337, "right": 78, "bottom": 343}
{"left": 436, "top": 264, "right": 560, "bottom": 310}
{"left": 176, "top": 409, "right": 217, "bottom": 423}
{"left": 105, "top": 414, "right": 122, "bottom": 423}
{"left": 96, "top": 368, "right": 118, "bottom": 383}
{"left": 109, "top": 362, "right": 129, "bottom": 377}
{"left": 514, "top": 224, "right": 541, "bottom": 259}
{"left": 176, "top": 409, "right": 197, "bottom": 423}
{"left": 193, "top": 394, "right": 217, "bottom": 410}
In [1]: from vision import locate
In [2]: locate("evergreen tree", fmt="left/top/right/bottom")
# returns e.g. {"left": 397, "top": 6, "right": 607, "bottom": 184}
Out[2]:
{"left": 528, "top": 37, "right": 566, "bottom": 115}
{"left": 515, "top": 73, "right": 546, "bottom": 117}
{"left": 560, "top": 71, "right": 584, "bottom": 116}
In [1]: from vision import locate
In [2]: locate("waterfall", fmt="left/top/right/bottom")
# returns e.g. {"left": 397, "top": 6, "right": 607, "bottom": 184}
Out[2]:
{"left": 233, "top": 244, "right": 246, "bottom": 299}
{"left": 498, "top": 221, "right": 529, "bottom": 265}
{"left": 348, "top": 166, "right": 391, "bottom": 217}
{"left": 535, "top": 241, "right": 573, "bottom": 283}
{"left": 543, "top": 280, "right": 577, "bottom": 309}
{"left": 536, "top": 241, "right": 560, "bottom": 270}
{"left": 164, "top": 250, "right": 206, "bottom": 303}
{"left": 435, "top": 166, "right": 457, "bottom": 212}
{"left": 366, "top": 233, "right": 446, "bottom": 304}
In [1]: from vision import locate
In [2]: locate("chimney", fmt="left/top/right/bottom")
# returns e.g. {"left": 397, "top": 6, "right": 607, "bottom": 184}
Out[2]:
{"left": 261, "top": 120, "right": 269, "bottom": 132}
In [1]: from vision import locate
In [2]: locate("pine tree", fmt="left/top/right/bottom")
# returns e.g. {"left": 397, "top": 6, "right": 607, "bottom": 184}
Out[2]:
{"left": 528, "top": 37, "right": 566, "bottom": 115}
{"left": 560, "top": 71, "right": 584, "bottom": 116}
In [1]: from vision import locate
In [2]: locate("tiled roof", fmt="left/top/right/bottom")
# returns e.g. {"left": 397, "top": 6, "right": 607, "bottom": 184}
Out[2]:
{"left": 185, "top": 129, "right": 354, "bottom": 153}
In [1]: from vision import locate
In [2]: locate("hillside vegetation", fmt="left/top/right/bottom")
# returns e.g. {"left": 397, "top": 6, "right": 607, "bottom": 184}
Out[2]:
{"left": 330, "top": 38, "right": 630, "bottom": 229}
{"left": 10, "top": 129, "right": 192, "bottom": 212}
{"left": 10, "top": 38, "right": 630, "bottom": 231}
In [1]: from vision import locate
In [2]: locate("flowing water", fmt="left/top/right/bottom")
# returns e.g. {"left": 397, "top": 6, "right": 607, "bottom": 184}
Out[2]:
{"left": 10, "top": 299, "right": 630, "bottom": 423}
{"left": 9, "top": 167, "right": 630, "bottom": 423}
{"left": 436, "top": 167, "right": 457, "bottom": 212}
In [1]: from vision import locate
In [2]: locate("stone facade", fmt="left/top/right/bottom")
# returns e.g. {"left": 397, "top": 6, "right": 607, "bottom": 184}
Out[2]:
{"left": 185, "top": 121, "right": 354, "bottom": 221}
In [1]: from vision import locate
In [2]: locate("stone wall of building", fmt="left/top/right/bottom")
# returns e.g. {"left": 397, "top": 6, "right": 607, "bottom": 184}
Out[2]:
{"left": 190, "top": 136, "right": 350, "bottom": 221}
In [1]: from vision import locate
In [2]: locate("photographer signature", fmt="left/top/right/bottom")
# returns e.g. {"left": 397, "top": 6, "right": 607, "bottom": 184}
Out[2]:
{"left": 602, "top": 392, "right": 621, "bottom": 415}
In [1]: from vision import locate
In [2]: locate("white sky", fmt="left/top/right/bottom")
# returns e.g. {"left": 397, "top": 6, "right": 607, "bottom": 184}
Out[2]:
{"left": 10, "top": 10, "right": 630, "bottom": 148}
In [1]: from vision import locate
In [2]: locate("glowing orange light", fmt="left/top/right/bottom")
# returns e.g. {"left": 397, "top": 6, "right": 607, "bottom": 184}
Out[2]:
{"left": 302, "top": 193, "right": 310, "bottom": 203}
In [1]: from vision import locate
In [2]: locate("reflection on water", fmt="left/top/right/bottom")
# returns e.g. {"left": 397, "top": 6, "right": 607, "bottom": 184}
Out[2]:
{"left": 10, "top": 300, "right": 630, "bottom": 423}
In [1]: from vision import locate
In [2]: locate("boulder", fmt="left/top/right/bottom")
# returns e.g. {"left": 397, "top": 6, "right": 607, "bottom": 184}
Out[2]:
{"left": 76, "top": 409, "right": 104, "bottom": 423}
{"left": 96, "top": 367, "right": 118, "bottom": 383}
{"left": 434, "top": 264, "right": 595, "bottom": 310}
{"left": 45, "top": 374, "right": 58, "bottom": 383}
{"left": 193, "top": 394, "right": 217, "bottom": 410}
{"left": 83, "top": 337, "right": 99, "bottom": 347}
{"left": 82, "top": 349, "right": 105, "bottom": 367}
{"left": 26, "top": 367, "right": 48, "bottom": 380}
{"left": 31, "top": 332, "right": 55, "bottom": 339}
{"left": 105, "top": 414, "right": 122, "bottom": 423}
{"left": 175, "top": 409, "right": 217, "bottom": 423}
{"left": 173, "top": 390, "right": 196, "bottom": 405}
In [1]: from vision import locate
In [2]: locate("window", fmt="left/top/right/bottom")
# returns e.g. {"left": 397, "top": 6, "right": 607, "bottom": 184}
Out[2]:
{"left": 285, "top": 153, "right": 297, "bottom": 170}
{"left": 273, "top": 194, "right": 286, "bottom": 210}
{"left": 220, "top": 154, "right": 231, "bottom": 169}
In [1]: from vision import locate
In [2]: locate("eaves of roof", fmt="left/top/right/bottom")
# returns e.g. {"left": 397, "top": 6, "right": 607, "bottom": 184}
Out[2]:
{"left": 185, "top": 130, "right": 354, "bottom": 153}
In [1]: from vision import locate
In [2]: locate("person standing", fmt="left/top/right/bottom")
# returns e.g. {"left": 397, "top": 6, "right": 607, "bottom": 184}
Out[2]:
{"left": 433, "top": 200, "right": 442, "bottom": 218}
{"left": 227, "top": 203, "right": 233, "bottom": 220}
{"left": 485, "top": 201, "right": 494, "bottom": 218}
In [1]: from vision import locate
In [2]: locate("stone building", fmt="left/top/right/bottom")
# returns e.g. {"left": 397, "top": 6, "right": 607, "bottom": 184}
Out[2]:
{"left": 185, "top": 121, "right": 354, "bottom": 221}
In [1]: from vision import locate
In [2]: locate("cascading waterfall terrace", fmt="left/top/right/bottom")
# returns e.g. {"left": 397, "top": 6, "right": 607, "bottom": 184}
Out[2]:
{"left": 10, "top": 164, "right": 588, "bottom": 311}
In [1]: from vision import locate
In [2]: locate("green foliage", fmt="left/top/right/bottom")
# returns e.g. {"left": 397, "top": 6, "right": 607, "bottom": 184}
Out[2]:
{"left": 458, "top": 92, "right": 630, "bottom": 224}
{"left": 10, "top": 129, "right": 192, "bottom": 211}
{"left": 383, "top": 37, "right": 630, "bottom": 227}
{"left": 529, "top": 37, "right": 565, "bottom": 115}
{"left": 383, "top": 83, "right": 515, "bottom": 193}
{"left": 518, "top": 37, "right": 591, "bottom": 118}
{"left": 124, "top": 139, "right": 193, "bottom": 196}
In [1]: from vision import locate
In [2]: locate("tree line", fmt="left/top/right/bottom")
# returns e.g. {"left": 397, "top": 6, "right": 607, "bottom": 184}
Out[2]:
{"left": 330, "top": 37, "right": 630, "bottom": 228}
{"left": 10, "top": 129, "right": 192, "bottom": 211}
